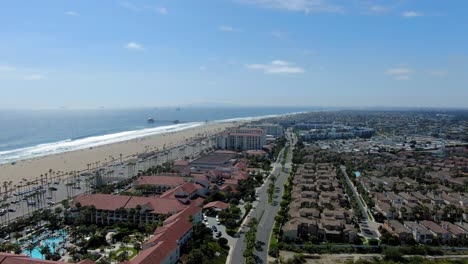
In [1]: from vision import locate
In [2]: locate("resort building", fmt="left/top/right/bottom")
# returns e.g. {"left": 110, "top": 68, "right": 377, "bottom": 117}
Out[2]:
{"left": 127, "top": 205, "right": 202, "bottom": 264}
{"left": 134, "top": 175, "right": 186, "bottom": 194}
{"left": 71, "top": 194, "right": 188, "bottom": 225}
{"left": 216, "top": 127, "right": 266, "bottom": 151}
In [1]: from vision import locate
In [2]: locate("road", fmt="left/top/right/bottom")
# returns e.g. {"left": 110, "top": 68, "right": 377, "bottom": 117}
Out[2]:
{"left": 229, "top": 129, "right": 296, "bottom": 264}
{"left": 340, "top": 166, "right": 380, "bottom": 240}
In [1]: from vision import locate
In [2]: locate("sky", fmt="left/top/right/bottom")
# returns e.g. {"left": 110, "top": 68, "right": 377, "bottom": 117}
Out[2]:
{"left": 0, "top": 0, "right": 467, "bottom": 109}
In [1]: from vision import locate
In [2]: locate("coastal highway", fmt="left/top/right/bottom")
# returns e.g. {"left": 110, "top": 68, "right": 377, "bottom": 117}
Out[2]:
{"left": 229, "top": 130, "right": 296, "bottom": 264}
{"left": 255, "top": 132, "right": 295, "bottom": 264}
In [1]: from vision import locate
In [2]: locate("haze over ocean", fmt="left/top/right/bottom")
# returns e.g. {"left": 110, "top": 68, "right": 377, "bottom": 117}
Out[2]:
{"left": 0, "top": 106, "right": 314, "bottom": 163}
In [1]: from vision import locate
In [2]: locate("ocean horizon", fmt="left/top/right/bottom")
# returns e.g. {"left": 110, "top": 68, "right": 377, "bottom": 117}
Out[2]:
{"left": 0, "top": 106, "right": 315, "bottom": 164}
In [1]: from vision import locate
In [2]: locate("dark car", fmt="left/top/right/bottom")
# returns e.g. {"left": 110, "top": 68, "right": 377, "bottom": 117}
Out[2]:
{"left": 212, "top": 225, "right": 217, "bottom": 232}
{"left": 254, "top": 255, "right": 263, "bottom": 264}
{"left": 216, "top": 231, "right": 222, "bottom": 238}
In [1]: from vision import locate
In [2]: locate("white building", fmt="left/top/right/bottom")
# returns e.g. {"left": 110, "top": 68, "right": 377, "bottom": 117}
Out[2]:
{"left": 247, "top": 123, "right": 284, "bottom": 137}
{"left": 217, "top": 127, "right": 266, "bottom": 151}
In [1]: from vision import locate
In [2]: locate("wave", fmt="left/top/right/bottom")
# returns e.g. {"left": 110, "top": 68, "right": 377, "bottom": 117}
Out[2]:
{"left": 0, "top": 122, "right": 203, "bottom": 164}
{"left": 214, "top": 111, "right": 306, "bottom": 123}
{"left": 0, "top": 111, "right": 305, "bottom": 164}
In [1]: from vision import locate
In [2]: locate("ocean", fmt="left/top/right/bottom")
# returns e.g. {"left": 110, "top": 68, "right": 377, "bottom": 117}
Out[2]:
{"left": 0, "top": 107, "right": 314, "bottom": 164}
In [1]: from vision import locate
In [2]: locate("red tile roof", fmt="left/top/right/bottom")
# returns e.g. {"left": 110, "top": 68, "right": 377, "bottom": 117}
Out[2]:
{"left": 203, "top": 201, "right": 229, "bottom": 210}
{"left": 163, "top": 205, "right": 202, "bottom": 225}
{"left": 246, "top": 150, "right": 267, "bottom": 155}
{"left": 159, "top": 183, "right": 199, "bottom": 199}
{"left": 420, "top": 220, "right": 450, "bottom": 235}
{"left": 136, "top": 176, "right": 185, "bottom": 187}
{"left": 73, "top": 194, "right": 187, "bottom": 214}
{"left": 130, "top": 206, "right": 201, "bottom": 264}
{"left": 124, "top": 197, "right": 186, "bottom": 215}
{"left": 174, "top": 160, "right": 190, "bottom": 166}
{"left": 74, "top": 194, "right": 131, "bottom": 211}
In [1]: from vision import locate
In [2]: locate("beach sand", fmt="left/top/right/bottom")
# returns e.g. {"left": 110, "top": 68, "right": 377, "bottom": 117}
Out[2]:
{"left": 0, "top": 122, "right": 238, "bottom": 189}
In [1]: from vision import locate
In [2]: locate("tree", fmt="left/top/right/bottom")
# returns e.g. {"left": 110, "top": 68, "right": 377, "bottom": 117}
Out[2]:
{"left": 40, "top": 246, "right": 51, "bottom": 260}
{"left": 186, "top": 248, "right": 204, "bottom": 264}
{"left": 116, "top": 250, "right": 128, "bottom": 262}
{"left": 352, "top": 236, "right": 363, "bottom": 245}
{"left": 218, "top": 237, "right": 228, "bottom": 249}
{"left": 383, "top": 247, "right": 404, "bottom": 262}
{"left": 133, "top": 242, "right": 142, "bottom": 253}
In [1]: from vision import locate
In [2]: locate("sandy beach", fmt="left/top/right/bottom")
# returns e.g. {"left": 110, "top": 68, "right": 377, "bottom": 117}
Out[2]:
{"left": 0, "top": 121, "right": 239, "bottom": 189}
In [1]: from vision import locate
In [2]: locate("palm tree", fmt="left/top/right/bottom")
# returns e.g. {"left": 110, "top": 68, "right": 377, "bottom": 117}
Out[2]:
{"left": 40, "top": 245, "right": 51, "bottom": 260}
{"left": 26, "top": 244, "right": 35, "bottom": 256}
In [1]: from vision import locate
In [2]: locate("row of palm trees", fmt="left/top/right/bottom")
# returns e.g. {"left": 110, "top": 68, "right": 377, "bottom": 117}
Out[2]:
{"left": 1, "top": 129, "right": 221, "bottom": 224}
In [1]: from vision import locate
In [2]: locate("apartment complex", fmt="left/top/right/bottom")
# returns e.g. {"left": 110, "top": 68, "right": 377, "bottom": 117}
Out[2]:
{"left": 282, "top": 163, "right": 358, "bottom": 243}
{"left": 246, "top": 123, "right": 284, "bottom": 137}
{"left": 216, "top": 127, "right": 266, "bottom": 151}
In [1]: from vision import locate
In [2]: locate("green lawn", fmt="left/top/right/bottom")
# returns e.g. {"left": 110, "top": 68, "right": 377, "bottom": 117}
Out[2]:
{"left": 212, "top": 251, "right": 228, "bottom": 264}
{"left": 111, "top": 247, "right": 138, "bottom": 260}
{"left": 270, "top": 232, "right": 278, "bottom": 250}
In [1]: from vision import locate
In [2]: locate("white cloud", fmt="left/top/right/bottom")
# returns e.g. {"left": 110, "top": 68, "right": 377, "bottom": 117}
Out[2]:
{"left": 65, "top": 11, "right": 79, "bottom": 16}
{"left": 369, "top": 5, "right": 389, "bottom": 12}
{"left": 429, "top": 70, "right": 448, "bottom": 77}
{"left": 385, "top": 67, "right": 414, "bottom": 80}
{"left": 156, "top": 7, "right": 168, "bottom": 14}
{"left": 235, "top": 0, "right": 343, "bottom": 13}
{"left": 0, "top": 65, "right": 16, "bottom": 72}
{"left": 401, "top": 11, "right": 423, "bottom": 17}
{"left": 246, "top": 60, "right": 305, "bottom": 74}
{"left": 125, "top": 42, "right": 144, "bottom": 50}
{"left": 23, "top": 74, "right": 45, "bottom": 81}
{"left": 219, "top": 25, "right": 240, "bottom": 32}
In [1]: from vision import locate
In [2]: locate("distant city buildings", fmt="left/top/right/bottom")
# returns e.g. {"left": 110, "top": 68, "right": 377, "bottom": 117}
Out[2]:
{"left": 297, "top": 123, "right": 374, "bottom": 141}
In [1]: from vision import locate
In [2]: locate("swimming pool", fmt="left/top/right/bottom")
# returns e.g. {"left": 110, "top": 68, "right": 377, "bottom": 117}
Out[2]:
{"left": 22, "top": 230, "right": 67, "bottom": 259}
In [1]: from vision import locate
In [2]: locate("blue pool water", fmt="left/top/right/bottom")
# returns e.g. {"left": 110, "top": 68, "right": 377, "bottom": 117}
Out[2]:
{"left": 22, "top": 230, "right": 67, "bottom": 259}
{"left": 354, "top": 171, "right": 361, "bottom": 177}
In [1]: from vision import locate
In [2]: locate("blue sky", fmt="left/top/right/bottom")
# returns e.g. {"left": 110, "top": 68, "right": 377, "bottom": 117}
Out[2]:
{"left": 0, "top": 0, "right": 467, "bottom": 109}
